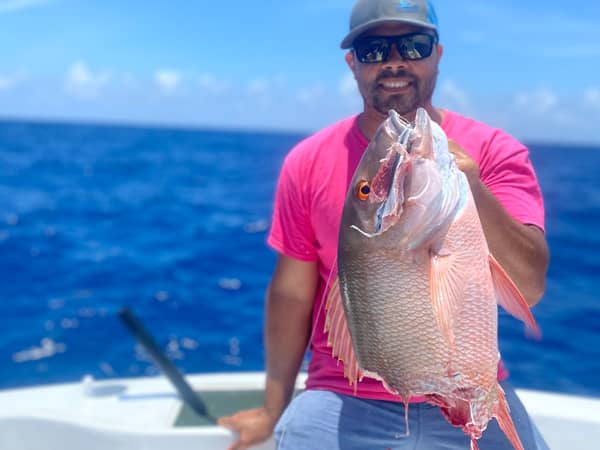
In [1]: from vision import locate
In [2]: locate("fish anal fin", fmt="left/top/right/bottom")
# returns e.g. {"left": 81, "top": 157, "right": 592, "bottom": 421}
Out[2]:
{"left": 324, "top": 276, "right": 362, "bottom": 391}
{"left": 489, "top": 254, "right": 541, "bottom": 338}
{"left": 429, "top": 249, "right": 465, "bottom": 347}
{"left": 495, "top": 384, "right": 525, "bottom": 450}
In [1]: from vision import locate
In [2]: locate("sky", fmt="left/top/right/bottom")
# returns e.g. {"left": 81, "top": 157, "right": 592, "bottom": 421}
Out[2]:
{"left": 0, "top": 0, "right": 599, "bottom": 144}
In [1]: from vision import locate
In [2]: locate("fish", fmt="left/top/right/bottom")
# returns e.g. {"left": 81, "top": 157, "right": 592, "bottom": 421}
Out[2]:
{"left": 324, "top": 108, "right": 540, "bottom": 450}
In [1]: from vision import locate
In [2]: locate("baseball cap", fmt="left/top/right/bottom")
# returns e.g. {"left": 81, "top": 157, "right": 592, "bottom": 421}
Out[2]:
{"left": 341, "top": 0, "right": 439, "bottom": 49}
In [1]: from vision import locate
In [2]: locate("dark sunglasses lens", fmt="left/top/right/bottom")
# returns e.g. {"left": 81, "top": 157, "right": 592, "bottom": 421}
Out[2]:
{"left": 354, "top": 38, "right": 389, "bottom": 63}
{"left": 398, "top": 34, "right": 434, "bottom": 60}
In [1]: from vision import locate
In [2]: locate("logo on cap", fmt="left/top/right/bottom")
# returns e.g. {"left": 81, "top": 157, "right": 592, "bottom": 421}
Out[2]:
{"left": 397, "top": 0, "right": 419, "bottom": 13}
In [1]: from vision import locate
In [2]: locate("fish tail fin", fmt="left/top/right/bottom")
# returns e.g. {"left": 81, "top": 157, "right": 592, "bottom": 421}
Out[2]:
{"left": 323, "top": 275, "right": 362, "bottom": 390}
{"left": 489, "top": 254, "right": 541, "bottom": 339}
{"left": 495, "top": 384, "right": 525, "bottom": 450}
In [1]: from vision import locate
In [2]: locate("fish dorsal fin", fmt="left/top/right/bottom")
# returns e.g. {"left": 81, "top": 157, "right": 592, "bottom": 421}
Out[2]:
{"left": 324, "top": 276, "right": 363, "bottom": 392}
{"left": 489, "top": 254, "right": 541, "bottom": 338}
{"left": 429, "top": 247, "right": 467, "bottom": 347}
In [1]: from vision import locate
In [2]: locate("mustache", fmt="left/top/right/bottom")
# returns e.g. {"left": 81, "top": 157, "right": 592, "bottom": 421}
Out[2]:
{"left": 375, "top": 70, "right": 416, "bottom": 84}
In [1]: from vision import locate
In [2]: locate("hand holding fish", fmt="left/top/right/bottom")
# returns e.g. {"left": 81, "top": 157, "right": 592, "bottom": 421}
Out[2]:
{"left": 447, "top": 139, "right": 481, "bottom": 190}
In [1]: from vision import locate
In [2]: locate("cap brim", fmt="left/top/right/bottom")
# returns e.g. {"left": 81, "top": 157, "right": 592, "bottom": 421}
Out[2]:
{"left": 340, "top": 18, "right": 437, "bottom": 49}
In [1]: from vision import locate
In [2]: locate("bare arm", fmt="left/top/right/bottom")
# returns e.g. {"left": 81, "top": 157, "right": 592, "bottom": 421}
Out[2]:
{"left": 470, "top": 181, "right": 548, "bottom": 305}
{"left": 263, "top": 254, "right": 318, "bottom": 418}
{"left": 218, "top": 254, "right": 318, "bottom": 450}
{"left": 449, "top": 140, "right": 549, "bottom": 306}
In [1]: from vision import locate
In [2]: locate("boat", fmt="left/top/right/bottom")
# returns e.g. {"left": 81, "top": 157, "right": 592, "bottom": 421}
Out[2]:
{"left": 1, "top": 371, "right": 599, "bottom": 450}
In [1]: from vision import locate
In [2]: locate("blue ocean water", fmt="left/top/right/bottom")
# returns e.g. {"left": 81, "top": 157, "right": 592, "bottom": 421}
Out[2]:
{"left": 0, "top": 120, "right": 598, "bottom": 397}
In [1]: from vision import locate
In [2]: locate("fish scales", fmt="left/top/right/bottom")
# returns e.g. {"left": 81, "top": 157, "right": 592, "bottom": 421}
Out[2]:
{"left": 341, "top": 250, "right": 451, "bottom": 396}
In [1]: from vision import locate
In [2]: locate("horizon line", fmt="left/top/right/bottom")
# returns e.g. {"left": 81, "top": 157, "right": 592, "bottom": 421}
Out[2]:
{"left": 0, "top": 113, "right": 598, "bottom": 148}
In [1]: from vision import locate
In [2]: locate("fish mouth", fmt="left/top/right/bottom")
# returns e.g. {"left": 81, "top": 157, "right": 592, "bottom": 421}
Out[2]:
{"left": 352, "top": 144, "right": 410, "bottom": 238}
{"left": 350, "top": 110, "right": 414, "bottom": 238}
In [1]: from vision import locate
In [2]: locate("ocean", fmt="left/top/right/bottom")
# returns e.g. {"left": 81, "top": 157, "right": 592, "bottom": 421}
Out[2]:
{"left": 0, "top": 120, "right": 598, "bottom": 397}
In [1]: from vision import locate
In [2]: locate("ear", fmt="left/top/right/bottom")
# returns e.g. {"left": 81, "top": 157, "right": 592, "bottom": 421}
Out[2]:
{"left": 436, "top": 43, "right": 444, "bottom": 62}
{"left": 345, "top": 51, "right": 356, "bottom": 73}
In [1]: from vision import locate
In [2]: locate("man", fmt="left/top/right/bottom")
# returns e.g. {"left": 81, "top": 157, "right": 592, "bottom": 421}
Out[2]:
{"left": 219, "top": 0, "right": 550, "bottom": 449}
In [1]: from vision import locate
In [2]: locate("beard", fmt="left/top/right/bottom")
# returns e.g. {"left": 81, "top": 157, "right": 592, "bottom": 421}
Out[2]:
{"left": 369, "top": 69, "right": 438, "bottom": 117}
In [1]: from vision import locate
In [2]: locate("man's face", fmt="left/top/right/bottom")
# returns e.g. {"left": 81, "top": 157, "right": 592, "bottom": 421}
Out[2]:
{"left": 346, "top": 23, "right": 443, "bottom": 120}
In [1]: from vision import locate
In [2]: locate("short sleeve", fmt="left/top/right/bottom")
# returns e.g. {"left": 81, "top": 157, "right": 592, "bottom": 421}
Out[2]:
{"left": 267, "top": 154, "right": 319, "bottom": 261}
{"left": 479, "top": 131, "right": 545, "bottom": 231}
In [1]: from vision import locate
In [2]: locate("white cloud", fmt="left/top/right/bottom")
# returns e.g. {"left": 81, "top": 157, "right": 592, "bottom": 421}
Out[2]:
{"left": 198, "top": 74, "right": 230, "bottom": 95}
{"left": 246, "top": 75, "right": 288, "bottom": 97}
{"left": 584, "top": 88, "right": 600, "bottom": 109}
{"left": 120, "top": 73, "right": 138, "bottom": 88}
{"left": 339, "top": 72, "right": 358, "bottom": 96}
{"left": 0, "top": 0, "right": 51, "bottom": 14}
{"left": 0, "top": 77, "right": 12, "bottom": 90}
{"left": 154, "top": 69, "right": 182, "bottom": 95}
{"left": 65, "top": 61, "right": 111, "bottom": 100}
{"left": 337, "top": 72, "right": 361, "bottom": 114}
{"left": 437, "top": 80, "right": 472, "bottom": 115}
{"left": 296, "top": 83, "right": 326, "bottom": 106}
{"left": 247, "top": 78, "right": 269, "bottom": 96}
{"left": 271, "top": 74, "right": 288, "bottom": 89}
{"left": 0, "top": 71, "right": 27, "bottom": 90}
{"left": 514, "top": 88, "right": 558, "bottom": 115}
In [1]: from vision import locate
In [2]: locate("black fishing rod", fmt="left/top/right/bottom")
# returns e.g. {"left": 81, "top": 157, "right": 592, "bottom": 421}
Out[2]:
{"left": 118, "top": 307, "right": 217, "bottom": 423}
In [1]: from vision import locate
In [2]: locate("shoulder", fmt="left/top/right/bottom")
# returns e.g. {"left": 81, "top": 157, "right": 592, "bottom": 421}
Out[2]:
{"left": 282, "top": 115, "right": 361, "bottom": 174}
{"left": 442, "top": 110, "right": 528, "bottom": 166}
{"left": 442, "top": 110, "right": 521, "bottom": 146}
{"left": 286, "top": 116, "right": 359, "bottom": 159}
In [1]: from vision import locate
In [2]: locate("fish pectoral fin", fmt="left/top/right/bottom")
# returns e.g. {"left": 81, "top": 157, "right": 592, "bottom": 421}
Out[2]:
{"left": 429, "top": 250, "right": 466, "bottom": 346}
{"left": 324, "top": 276, "right": 362, "bottom": 391}
{"left": 489, "top": 254, "right": 541, "bottom": 338}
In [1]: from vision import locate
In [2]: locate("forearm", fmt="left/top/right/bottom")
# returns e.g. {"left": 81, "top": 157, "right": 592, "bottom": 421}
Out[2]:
{"left": 471, "top": 180, "right": 549, "bottom": 306}
{"left": 263, "top": 287, "right": 313, "bottom": 419}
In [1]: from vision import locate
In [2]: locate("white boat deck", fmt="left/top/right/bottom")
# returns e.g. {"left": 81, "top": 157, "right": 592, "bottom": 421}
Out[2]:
{"left": 0, "top": 372, "right": 598, "bottom": 449}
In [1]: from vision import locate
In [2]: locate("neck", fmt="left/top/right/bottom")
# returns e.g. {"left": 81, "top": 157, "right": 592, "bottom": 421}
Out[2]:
{"left": 358, "top": 106, "right": 444, "bottom": 140}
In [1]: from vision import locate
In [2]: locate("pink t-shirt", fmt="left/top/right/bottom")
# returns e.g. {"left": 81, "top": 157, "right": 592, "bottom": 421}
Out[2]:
{"left": 267, "top": 110, "right": 545, "bottom": 401}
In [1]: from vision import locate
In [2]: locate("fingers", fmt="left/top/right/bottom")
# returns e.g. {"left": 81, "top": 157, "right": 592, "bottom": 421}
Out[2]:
{"left": 217, "top": 408, "right": 273, "bottom": 450}
{"left": 226, "top": 439, "right": 246, "bottom": 450}
{"left": 218, "top": 416, "right": 235, "bottom": 430}
{"left": 226, "top": 429, "right": 252, "bottom": 450}
{"left": 447, "top": 139, "right": 465, "bottom": 156}
{"left": 218, "top": 416, "right": 242, "bottom": 450}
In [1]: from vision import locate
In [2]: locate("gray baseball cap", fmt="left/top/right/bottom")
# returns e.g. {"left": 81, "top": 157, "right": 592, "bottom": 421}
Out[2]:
{"left": 341, "top": 0, "right": 439, "bottom": 49}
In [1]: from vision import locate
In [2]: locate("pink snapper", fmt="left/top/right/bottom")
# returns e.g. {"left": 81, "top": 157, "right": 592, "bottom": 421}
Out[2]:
{"left": 325, "top": 108, "right": 539, "bottom": 450}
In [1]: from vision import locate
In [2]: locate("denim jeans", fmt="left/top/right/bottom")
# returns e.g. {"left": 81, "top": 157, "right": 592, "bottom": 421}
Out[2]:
{"left": 274, "top": 381, "right": 550, "bottom": 450}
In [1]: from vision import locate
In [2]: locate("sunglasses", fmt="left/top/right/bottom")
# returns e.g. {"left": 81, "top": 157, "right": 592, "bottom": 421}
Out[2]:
{"left": 353, "top": 32, "right": 438, "bottom": 64}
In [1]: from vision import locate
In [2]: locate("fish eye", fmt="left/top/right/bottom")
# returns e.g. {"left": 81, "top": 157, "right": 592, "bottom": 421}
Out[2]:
{"left": 356, "top": 180, "right": 370, "bottom": 201}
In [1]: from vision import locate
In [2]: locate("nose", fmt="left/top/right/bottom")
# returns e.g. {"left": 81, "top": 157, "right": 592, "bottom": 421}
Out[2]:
{"left": 384, "top": 43, "right": 408, "bottom": 69}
